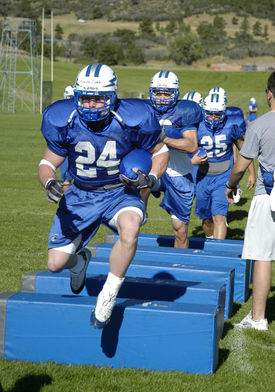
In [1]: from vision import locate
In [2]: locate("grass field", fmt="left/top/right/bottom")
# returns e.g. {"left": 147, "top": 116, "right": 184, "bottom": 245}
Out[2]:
{"left": 0, "top": 65, "right": 275, "bottom": 391}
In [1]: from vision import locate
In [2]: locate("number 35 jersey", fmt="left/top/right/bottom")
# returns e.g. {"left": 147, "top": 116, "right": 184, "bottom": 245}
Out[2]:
{"left": 197, "top": 117, "right": 245, "bottom": 163}
{"left": 41, "top": 98, "right": 161, "bottom": 186}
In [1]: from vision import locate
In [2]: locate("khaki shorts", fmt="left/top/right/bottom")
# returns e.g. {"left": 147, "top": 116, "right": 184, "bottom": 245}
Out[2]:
{"left": 242, "top": 194, "right": 275, "bottom": 261}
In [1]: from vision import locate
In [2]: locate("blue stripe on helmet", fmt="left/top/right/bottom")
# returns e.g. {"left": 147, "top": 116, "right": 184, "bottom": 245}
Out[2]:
{"left": 85, "top": 64, "right": 93, "bottom": 77}
{"left": 85, "top": 63, "right": 103, "bottom": 77}
{"left": 164, "top": 71, "right": 170, "bottom": 78}
{"left": 159, "top": 71, "right": 164, "bottom": 78}
{"left": 94, "top": 63, "right": 103, "bottom": 77}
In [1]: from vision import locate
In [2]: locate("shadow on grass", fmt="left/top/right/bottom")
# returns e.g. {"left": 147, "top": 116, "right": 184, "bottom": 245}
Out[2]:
{"left": 266, "top": 290, "right": 275, "bottom": 323}
{"left": 3, "top": 375, "right": 52, "bottom": 392}
{"left": 218, "top": 348, "right": 230, "bottom": 368}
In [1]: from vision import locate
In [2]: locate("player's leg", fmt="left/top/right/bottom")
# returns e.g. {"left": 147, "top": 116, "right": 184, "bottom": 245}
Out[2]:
{"left": 211, "top": 171, "right": 230, "bottom": 239}
{"left": 91, "top": 207, "right": 143, "bottom": 329}
{"left": 202, "top": 218, "right": 214, "bottom": 238}
{"left": 160, "top": 173, "right": 194, "bottom": 247}
{"left": 252, "top": 260, "right": 272, "bottom": 320}
{"left": 171, "top": 217, "right": 189, "bottom": 248}
{"left": 212, "top": 214, "right": 227, "bottom": 239}
{"left": 47, "top": 184, "right": 105, "bottom": 294}
{"left": 234, "top": 260, "right": 270, "bottom": 331}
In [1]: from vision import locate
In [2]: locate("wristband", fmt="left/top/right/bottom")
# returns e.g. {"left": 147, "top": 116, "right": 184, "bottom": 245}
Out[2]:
{"left": 45, "top": 178, "right": 55, "bottom": 189}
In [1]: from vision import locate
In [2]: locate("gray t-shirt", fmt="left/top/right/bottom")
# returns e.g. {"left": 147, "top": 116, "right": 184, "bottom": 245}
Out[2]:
{"left": 240, "top": 111, "right": 275, "bottom": 196}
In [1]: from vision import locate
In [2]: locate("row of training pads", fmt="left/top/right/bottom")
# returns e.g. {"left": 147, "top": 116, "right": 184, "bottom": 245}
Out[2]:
{"left": 0, "top": 232, "right": 251, "bottom": 375}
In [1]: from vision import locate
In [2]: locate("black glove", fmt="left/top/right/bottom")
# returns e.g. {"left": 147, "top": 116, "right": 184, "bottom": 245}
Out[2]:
{"left": 120, "top": 170, "right": 157, "bottom": 189}
{"left": 45, "top": 179, "right": 64, "bottom": 203}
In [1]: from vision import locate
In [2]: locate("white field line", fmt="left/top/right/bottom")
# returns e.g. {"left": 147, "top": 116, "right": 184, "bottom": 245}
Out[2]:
{"left": 227, "top": 331, "right": 254, "bottom": 375}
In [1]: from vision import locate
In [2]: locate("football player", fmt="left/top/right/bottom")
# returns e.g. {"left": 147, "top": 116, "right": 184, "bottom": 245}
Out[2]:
{"left": 194, "top": 93, "right": 255, "bottom": 239}
{"left": 147, "top": 70, "right": 202, "bottom": 248}
{"left": 246, "top": 97, "right": 258, "bottom": 126}
{"left": 182, "top": 91, "right": 203, "bottom": 107}
{"left": 208, "top": 86, "right": 249, "bottom": 204}
{"left": 38, "top": 63, "right": 168, "bottom": 329}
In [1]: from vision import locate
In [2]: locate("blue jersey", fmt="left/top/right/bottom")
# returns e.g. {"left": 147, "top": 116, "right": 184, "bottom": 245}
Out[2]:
{"left": 246, "top": 112, "right": 257, "bottom": 124}
{"left": 226, "top": 106, "right": 246, "bottom": 133}
{"left": 41, "top": 98, "right": 162, "bottom": 186}
{"left": 197, "top": 116, "right": 245, "bottom": 164}
{"left": 153, "top": 99, "right": 202, "bottom": 134}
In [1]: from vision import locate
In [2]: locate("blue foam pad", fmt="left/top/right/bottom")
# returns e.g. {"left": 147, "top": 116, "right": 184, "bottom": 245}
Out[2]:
{"left": 20, "top": 272, "right": 226, "bottom": 323}
{"left": 105, "top": 232, "right": 244, "bottom": 253}
{"left": 30, "top": 256, "right": 232, "bottom": 319}
{"left": 89, "top": 243, "right": 250, "bottom": 303}
{"left": 1, "top": 292, "right": 223, "bottom": 374}
{"left": 104, "top": 232, "right": 253, "bottom": 283}
{"left": 105, "top": 233, "right": 253, "bottom": 285}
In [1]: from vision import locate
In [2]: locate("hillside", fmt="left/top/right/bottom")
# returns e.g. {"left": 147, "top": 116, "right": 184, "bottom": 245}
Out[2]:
{"left": 2, "top": 0, "right": 275, "bottom": 23}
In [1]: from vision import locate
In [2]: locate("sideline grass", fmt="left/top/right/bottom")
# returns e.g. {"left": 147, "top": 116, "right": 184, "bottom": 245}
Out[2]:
{"left": 0, "top": 68, "right": 274, "bottom": 391}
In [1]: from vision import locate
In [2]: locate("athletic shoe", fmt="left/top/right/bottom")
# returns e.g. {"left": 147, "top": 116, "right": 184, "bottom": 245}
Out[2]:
{"left": 233, "top": 185, "right": 242, "bottom": 204}
{"left": 90, "top": 288, "right": 117, "bottom": 329}
{"left": 234, "top": 310, "right": 268, "bottom": 331}
{"left": 70, "top": 248, "right": 91, "bottom": 294}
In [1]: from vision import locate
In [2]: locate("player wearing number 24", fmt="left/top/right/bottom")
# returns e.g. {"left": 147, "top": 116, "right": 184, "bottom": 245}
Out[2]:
{"left": 38, "top": 63, "right": 168, "bottom": 329}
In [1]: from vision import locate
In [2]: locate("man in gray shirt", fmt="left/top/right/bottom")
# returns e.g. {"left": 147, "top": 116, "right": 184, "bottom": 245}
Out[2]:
{"left": 225, "top": 71, "right": 275, "bottom": 331}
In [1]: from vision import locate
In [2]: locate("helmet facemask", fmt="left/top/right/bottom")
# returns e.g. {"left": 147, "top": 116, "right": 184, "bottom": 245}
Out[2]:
{"left": 74, "top": 63, "right": 118, "bottom": 122}
{"left": 74, "top": 90, "right": 116, "bottom": 122}
{"left": 203, "top": 93, "right": 226, "bottom": 130}
{"left": 149, "top": 70, "right": 179, "bottom": 113}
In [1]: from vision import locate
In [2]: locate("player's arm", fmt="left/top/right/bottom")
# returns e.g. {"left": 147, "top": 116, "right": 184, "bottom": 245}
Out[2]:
{"left": 139, "top": 143, "right": 169, "bottom": 208}
{"left": 39, "top": 148, "right": 66, "bottom": 203}
{"left": 162, "top": 128, "right": 197, "bottom": 154}
{"left": 234, "top": 137, "right": 256, "bottom": 189}
{"left": 225, "top": 154, "right": 253, "bottom": 204}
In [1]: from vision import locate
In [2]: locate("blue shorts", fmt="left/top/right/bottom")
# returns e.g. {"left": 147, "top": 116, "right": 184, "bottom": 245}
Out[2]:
{"left": 48, "top": 183, "right": 145, "bottom": 250}
{"left": 195, "top": 169, "right": 231, "bottom": 219}
{"left": 159, "top": 172, "right": 195, "bottom": 222}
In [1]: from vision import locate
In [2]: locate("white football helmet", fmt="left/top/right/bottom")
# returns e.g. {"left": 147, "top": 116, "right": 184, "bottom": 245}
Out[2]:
{"left": 209, "top": 86, "right": 227, "bottom": 104}
{"left": 74, "top": 63, "right": 118, "bottom": 121}
{"left": 64, "top": 85, "right": 74, "bottom": 99}
{"left": 183, "top": 91, "right": 203, "bottom": 107}
{"left": 203, "top": 93, "right": 226, "bottom": 130}
{"left": 149, "top": 70, "right": 179, "bottom": 112}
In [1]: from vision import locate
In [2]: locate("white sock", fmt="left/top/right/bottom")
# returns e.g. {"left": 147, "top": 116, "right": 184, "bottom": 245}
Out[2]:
{"left": 206, "top": 235, "right": 214, "bottom": 239}
{"left": 103, "top": 272, "right": 125, "bottom": 296}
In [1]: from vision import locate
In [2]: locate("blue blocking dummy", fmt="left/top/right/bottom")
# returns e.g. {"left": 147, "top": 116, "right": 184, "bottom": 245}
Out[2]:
{"left": 89, "top": 242, "right": 250, "bottom": 303}
{"left": 0, "top": 291, "right": 223, "bottom": 374}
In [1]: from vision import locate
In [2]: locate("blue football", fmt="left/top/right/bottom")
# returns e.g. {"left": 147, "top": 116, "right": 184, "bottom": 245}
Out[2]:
{"left": 120, "top": 149, "right": 152, "bottom": 180}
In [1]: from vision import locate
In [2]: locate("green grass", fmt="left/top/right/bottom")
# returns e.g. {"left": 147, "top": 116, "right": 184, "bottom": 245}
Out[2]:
{"left": 0, "top": 66, "right": 274, "bottom": 392}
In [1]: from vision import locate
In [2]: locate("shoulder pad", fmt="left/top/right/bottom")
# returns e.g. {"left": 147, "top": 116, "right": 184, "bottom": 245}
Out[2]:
{"left": 43, "top": 99, "right": 76, "bottom": 128}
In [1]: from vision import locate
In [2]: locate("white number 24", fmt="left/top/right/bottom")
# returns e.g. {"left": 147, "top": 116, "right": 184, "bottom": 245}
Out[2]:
{"left": 75, "top": 141, "right": 120, "bottom": 178}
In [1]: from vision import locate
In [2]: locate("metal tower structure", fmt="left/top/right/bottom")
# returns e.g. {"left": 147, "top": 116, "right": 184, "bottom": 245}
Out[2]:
{"left": 0, "top": 17, "right": 39, "bottom": 113}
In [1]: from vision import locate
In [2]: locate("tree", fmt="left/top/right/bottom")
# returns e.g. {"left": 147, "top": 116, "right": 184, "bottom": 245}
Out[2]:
{"left": 113, "top": 29, "right": 136, "bottom": 45}
{"left": 232, "top": 16, "right": 238, "bottom": 25}
{"left": 168, "top": 33, "right": 202, "bottom": 65}
{"left": 165, "top": 20, "right": 176, "bottom": 34}
{"left": 125, "top": 43, "right": 145, "bottom": 64}
{"left": 253, "top": 21, "right": 262, "bottom": 36}
{"left": 55, "top": 24, "right": 63, "bottom": 40}
{"left": 80, "top": 37, "right": 98, "bottom": 58}
{"left": 263, "top": 24, "right": 269, "bottom": 40}
{"left": 197, "top": 21, "right": 214, "bottom": 41}
{"left": 139, "top": 17, "right": 155, "bottom": 37}
{"left": 213, "top": 16, "right": 226, "bottom": 40}
{"left": 97, "top": 40, "right": 124, "bottom": 65}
